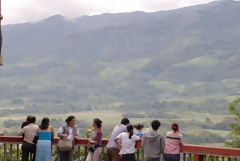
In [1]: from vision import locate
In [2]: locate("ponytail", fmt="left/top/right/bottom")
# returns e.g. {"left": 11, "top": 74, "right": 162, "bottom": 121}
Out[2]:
{"left": 171, "top": 123, "right": 179, "bottom": 133}
{"left": 127, "top": 124, "right": 134, "bottom": 139}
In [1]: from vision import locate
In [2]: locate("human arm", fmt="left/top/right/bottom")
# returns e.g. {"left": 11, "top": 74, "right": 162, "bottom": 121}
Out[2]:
{"left": 114, "top": 137, "right": 122, "bottom": 149}
{"left": 57, "top": 127, "right": 67, "bottom": 137}
{"left": 50, "top": 127, "right": 54, "bottom": 141}
{"left": 0, "top": 132, "right": 4, "bottom": 135}
{"left": 89, "top": 130, "right": 102, "bottom": 144}
{"left": 18, "top": 128, "right": 25, "bottom": 136}
{"left": 160, "top": 136, "right": 165, "bottom": 153}
{"left": 74, "top": 128, "right": 79, "bottom": 140}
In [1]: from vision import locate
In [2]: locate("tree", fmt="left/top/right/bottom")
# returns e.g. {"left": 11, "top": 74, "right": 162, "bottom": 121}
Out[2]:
{"left": 225, "top": 97, "right": 240, "bottom": 147}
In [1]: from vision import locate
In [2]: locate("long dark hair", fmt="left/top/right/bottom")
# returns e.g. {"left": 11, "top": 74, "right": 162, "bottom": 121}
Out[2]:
{"left": 66, "top": 116, "right": 75, "bottom": 125}
{"left": 40, "top": 117, "right": 50, "bottom": 130}
{"left": 127, "top": 124, "right": 134, "bottom": 139}
{"left": 94, "top": 118, "right": 103, "bottom": 128}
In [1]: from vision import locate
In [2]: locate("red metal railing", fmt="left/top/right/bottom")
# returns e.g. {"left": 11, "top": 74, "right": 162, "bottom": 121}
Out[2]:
{"left": 0, "top": 136, "right": 240, "bottom": 161}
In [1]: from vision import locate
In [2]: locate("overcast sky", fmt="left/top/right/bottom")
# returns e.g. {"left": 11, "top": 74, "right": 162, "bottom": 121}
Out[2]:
{"left": 2, "top": 0, "right": 217, "bottom": 25}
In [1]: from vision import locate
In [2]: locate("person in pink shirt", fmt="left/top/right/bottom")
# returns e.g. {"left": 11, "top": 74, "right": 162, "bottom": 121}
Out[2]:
{"left": 164, "top": 123, "right": 182, "bottom": 161}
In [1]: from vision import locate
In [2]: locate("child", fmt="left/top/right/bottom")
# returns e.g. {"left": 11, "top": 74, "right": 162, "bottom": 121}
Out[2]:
{"left": 134, "top": 123, "right": 144, "bottom": 137}
{"left": 114, "top": 124, "right": 141, "bottom": 161}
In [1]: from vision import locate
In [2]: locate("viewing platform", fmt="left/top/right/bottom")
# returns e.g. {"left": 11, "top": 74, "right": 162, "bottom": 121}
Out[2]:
{"left": 0, "top": 136, "right": 240, "bottom": 161}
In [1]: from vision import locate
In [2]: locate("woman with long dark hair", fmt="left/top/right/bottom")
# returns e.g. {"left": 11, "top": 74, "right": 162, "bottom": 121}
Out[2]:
{"left": 114, "top": 124, "right": 141, "bottom": 161}
{"left": 164, "top": 123, "right": 182, "bottom": 161}
{"left": 86, "top": 118, "right": 103, "bottom": 161}
{"left": 36, "top": 117, "right": 54, "bottom": 161}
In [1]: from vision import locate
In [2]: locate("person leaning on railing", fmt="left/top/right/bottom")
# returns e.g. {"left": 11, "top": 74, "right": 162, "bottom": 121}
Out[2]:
{"left": 35, "top": 117, "right": 54, "bottom": 161}
{"left": 142, "top": 120, "right": 165, "bottom": 161}
{"left": 86, "top": 118, "right": 103, "bottom": 161}
{"left": 18, "top": 116, "right": 39, "bottom": 161}
{"left": 114, "top": 124, "right": 141, "bottom": 161}
{"left": 106, "top": 118, "right": 130, "bottom": 161}
{"left": 163, "top": 123, "right": 182, "bottom": 161}
{"left": 58, "top": 115, "right": 79, "bottom": 161}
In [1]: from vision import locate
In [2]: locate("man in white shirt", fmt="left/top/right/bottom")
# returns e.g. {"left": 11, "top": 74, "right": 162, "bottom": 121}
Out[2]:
{"left": 106, "top": 118, "right": 130, "bottom": 161}
{"left": 18, "top": 116, "right": 38, "bottom": 161}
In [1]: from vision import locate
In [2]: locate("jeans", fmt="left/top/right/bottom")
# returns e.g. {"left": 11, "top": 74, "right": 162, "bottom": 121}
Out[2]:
{"left": 164, "top": 154, "right": 180, "bottom": 161}
{"left": 59, "top": 150, "right": 73, "bottom": 161}
{"left": 21, "top": 142, "right": 36, "bottom": 161}
{"left": 122, "top": 153, "right": 135, "bottom": 161}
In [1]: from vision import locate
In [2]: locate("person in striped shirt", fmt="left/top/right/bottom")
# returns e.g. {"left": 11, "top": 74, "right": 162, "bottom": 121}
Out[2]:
{"left": 164, "top": 123, "right": 182, "bottom": 161}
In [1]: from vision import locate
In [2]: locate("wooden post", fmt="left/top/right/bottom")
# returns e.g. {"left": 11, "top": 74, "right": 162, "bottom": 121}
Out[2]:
{"left": 194, "top": 154, "right": 204, "bottom": 161}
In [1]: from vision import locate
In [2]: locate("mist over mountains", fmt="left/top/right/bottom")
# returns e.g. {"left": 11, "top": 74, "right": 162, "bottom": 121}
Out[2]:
{"left": 1, "top": 0, "right": 240, "bottom": 113}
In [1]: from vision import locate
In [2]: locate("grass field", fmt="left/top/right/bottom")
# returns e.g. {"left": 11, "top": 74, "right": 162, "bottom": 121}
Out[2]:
{"left": 0, "top": 109, "right": 232, "bottom": 146}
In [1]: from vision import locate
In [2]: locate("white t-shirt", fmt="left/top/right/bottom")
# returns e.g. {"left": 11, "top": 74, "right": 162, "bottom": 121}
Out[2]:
{"left": 58, "top": 126, "right": 79, "bottom": 139}
{"left": 117, "top": 132, "right": 140, "bottom": 154}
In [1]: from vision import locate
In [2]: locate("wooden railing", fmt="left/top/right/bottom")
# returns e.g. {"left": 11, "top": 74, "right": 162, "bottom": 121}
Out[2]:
{"left": 0, "top": 136, "right": 240, "bottom": 161}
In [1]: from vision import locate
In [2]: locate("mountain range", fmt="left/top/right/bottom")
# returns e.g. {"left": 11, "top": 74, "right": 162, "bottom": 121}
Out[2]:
{"left": 0, "top": 0, "right": 240, "bottom": 113}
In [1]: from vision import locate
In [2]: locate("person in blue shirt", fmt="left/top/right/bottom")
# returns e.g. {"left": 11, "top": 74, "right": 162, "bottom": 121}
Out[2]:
{"left": 35, "top": 117, "right": 54, "bottom": 161}
{"left": 134, "top": 124, "right": 144, "bottom": 137}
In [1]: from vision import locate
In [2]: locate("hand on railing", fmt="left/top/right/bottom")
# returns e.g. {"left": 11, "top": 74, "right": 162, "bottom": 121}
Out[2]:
{"left": 0, "top": 132, "right": 4, "bottom": 136}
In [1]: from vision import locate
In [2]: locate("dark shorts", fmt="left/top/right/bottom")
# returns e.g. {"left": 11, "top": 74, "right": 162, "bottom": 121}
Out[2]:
{"left": 122, "top": 153, "right": 135, "bottom": 161}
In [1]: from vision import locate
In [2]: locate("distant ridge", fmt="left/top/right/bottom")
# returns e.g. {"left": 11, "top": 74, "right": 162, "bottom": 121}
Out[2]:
{"left": 1, "top": 0, "right": 240, "bottom": 108}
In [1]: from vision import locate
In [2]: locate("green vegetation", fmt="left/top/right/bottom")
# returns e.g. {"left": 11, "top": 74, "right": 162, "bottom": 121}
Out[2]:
{"left": 225, "top": 97, "right": 240, "bottom": 148}
{"left": 1, "top": 0, "right": 240, "bottom": 146}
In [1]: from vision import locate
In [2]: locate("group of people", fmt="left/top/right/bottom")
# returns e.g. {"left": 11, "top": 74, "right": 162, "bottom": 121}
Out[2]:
{"left": 107, "top": 118, "right": 182, "bottom": 161}
{"left": 4, "top": 115, "right": 182, "bottom": 161}
{"left": 18, "top": 115, "right": 79, "bottom": 161}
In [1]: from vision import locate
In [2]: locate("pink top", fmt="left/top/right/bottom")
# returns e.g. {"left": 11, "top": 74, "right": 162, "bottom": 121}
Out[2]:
{"left": 164, "top": 131, "right": 182, "bottom": 154}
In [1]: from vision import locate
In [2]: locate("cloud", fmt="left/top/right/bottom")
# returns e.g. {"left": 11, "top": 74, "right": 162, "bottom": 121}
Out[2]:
{"left": 2, "top": 0, "right": 216, "bottom": 25}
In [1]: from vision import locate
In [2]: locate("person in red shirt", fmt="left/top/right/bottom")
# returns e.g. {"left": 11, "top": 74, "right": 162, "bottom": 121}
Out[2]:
{"left": 86, "top": 118, "right": 103, "bottom": 161}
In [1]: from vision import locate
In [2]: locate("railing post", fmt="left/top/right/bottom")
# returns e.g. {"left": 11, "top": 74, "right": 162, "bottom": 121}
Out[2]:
{"left": 57, "top": 147, "right": 60, "bottom": 161}
{"left": 84, "top": 145, "right": 88, "bottom": 160}
{"left": 4, "top": 143, "right": 7, "bottom": 161}
{"left": 77, "top": 145, "right": 81, "bottom": 161}
{"left": 17, "top": 144, "right": 19, "bottom": 161}
{"left": 183, "top": 153, "right": 186, "bottom": 161}
{"left": 194, "top": 154, "right": 204, "bottom": 161}
{"left": 10, "top": 144, "right": 13, "bottom": 161}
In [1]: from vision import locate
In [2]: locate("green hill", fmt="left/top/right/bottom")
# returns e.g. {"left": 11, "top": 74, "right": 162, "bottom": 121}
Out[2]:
{"left": 0, "top": 0, "right": 240, "bottom": 115}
